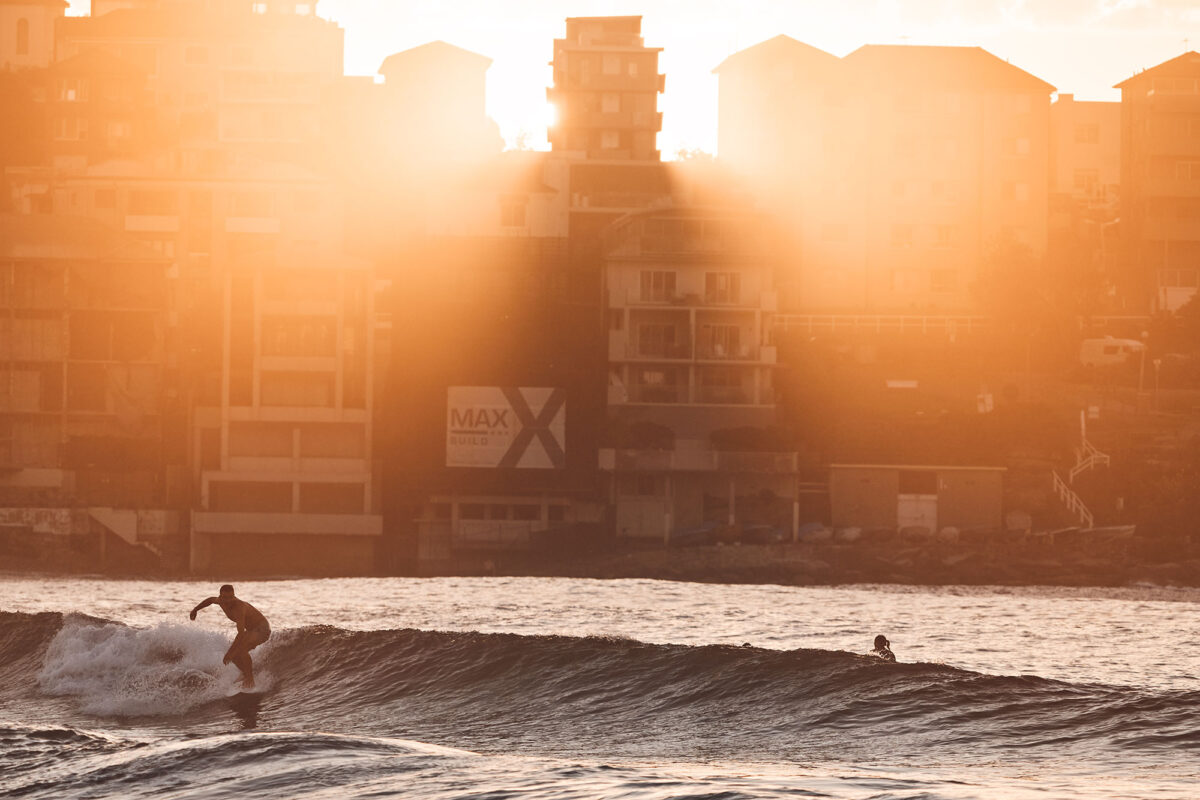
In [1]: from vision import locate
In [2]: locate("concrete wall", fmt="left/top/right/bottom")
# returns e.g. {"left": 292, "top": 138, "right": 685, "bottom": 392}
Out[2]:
{"left": 193, "top": 531, "right": 378, "bottom": 576}
{"left": 830, "top": 465, "right": 1004, "bottom": 531}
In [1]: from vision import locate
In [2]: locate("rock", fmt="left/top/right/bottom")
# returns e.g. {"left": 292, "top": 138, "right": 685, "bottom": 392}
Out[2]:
{"left": 899, "top": 525, "right": 933, "bottom": 540}
{"left": 799, "top": 527, "right": 833, "bottom": 544}
{"left": 835, "top": 527, "right": 862, "bottom": 543}
{"left": 936, "top": 526, "right": 960, "bottom": 544}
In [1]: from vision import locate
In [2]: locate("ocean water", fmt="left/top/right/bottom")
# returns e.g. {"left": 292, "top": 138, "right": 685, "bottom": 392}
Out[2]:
{"left": 2, "top": 577, "right": 1198, "bottom": 799}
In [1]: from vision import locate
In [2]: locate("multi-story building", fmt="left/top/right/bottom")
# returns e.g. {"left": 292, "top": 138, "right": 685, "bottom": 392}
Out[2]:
{"left": 55, "top": 0, "right": 344, "bottom": 167}
{"left": 714, "top": 40, "right": 1056, "bottom": 314}
{"left": 1116, "top": 51, "right": 1200, "bottom": 313}
{"left": 1050, "top": 94, "right": 1120, "bottom": 206}
{"left": 600, "top": 207, "right": 796, "bottom": 542}
{"left": 547, "top": 15, "right": 664, "bottom": 162}
{"left": 1047, "top": 93, "right": 1121, "bottom": 313}
{"left": 0, "top": 214, "right": 171, "bottom": 510}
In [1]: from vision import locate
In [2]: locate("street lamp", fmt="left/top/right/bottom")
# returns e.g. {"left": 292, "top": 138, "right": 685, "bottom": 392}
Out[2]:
{"left": 1137, "top": 330, "right": 1149, "bottom": 412}
{"left": 1153, "top": 358, "right": 1162, "bottom": 413}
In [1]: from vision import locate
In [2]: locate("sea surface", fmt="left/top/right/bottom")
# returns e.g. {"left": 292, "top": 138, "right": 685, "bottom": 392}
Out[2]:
{"left": 2, "top": 576, "right": 1198, "bottom": 799}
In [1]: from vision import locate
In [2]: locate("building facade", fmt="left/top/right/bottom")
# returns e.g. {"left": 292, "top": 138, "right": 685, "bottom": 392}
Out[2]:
{"left": 714, "top": 40, "right": 1055, "bottom": 315}
{"left": 1116, "top": 51, "right": 1200, "bottom": 313}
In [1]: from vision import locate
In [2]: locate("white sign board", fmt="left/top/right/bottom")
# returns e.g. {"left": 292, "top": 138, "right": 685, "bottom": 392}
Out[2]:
{"left": 446, "top": 386, "right": 566, "bottom": 469}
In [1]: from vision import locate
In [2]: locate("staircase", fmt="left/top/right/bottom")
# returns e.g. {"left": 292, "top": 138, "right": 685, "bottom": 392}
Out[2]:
{"left": 1052, "top": 470, "right": 1094, "bottom": 529}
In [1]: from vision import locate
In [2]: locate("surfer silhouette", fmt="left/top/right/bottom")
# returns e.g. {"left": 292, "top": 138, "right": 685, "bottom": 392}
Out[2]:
{"left": 189, "top": 584, "right": 271, "bottom": 689}
{"left": 870, "top": 634, "right": 896, "bottom": 662}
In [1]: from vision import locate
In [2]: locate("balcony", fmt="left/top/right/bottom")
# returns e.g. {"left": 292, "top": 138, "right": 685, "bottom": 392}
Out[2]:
{"left": 694, "top": 385, "right": 753, "bottom": 405}
{"left": 694, "top": 344, "right": 758, "bottom": 362}
{"left": 626, "top": 340, "right": 692, "bottom": 361}
{"left": 626, "top": 383, "right": 687, "bottom": 404}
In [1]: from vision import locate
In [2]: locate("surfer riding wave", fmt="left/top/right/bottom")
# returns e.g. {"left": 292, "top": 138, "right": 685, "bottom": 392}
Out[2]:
{"left": 190, "top": 585, "right": 270, "bottom": 689}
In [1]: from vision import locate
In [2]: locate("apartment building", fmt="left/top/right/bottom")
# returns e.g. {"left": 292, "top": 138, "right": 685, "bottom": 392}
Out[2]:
{"left": 714, "top": 40, "right": 1055, "bottom": 314}
{"left": 600, "top": 207, "right": 796, "bottom": 541}
{"left": 0, "top": 214, "right": 171, "bottom": 509}
{"left": 547, "top": 15, "right": 664, "bottom": 162}
{"left": 1048, "top": 94, "right": 1121, "bottom": 313}
{"left": 1116, "top": 51, "right": 1200, "bottom": 313}
{"left": 1050, "top": 94, "right": 1120, "bottom": 206}
{"left": 55, "top": 0, "right": 344, "bottom": 166}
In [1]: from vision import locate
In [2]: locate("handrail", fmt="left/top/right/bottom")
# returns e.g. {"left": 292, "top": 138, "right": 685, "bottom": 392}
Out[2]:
{"left": 1069, "top": 439, "right": 1111, "bottom": 483}
{"left": 1053, "top": 470, "right": 1094, "bottom": 529}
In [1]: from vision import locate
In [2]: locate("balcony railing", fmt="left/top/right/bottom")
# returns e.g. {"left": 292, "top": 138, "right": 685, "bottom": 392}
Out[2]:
{"left": 626, "top": 340, "right": 692, "bottom": 360}
{"left": 774, "top": 314, "right": 988, "bottom": 336}
{"left": 626, "top": 384, "right": 686, "bottom": 404}
{"left": 695, "top": 344, "right": 757, "bottom": 361}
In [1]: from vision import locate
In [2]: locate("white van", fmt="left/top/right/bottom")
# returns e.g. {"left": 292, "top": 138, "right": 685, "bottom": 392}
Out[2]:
{"left": 1079, "top": 336, "right": 1144, "bottom": 368}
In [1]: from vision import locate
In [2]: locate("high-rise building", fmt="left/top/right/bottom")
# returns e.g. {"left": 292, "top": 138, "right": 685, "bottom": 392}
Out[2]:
{"left": 547, "top": 16, "right": 664, "bottom": 162}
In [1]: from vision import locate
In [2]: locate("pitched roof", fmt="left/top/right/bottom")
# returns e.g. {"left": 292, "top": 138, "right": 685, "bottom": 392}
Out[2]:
{"left": 379, "top": 40, "right": 492, "bottom": 77}
{"left": 1114, "top": 51, "right": 1200, "bottom": 89}
{"left": 712, "top": 35, "right": 838, "bottom": 75}
{"left": 843, "top": 44, "right": 1056, "bottom": 93}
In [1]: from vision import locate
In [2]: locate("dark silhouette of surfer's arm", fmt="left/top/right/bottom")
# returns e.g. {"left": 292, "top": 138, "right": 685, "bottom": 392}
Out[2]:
{"left": 189, "top": 597, "right": 220, "bottom": 620}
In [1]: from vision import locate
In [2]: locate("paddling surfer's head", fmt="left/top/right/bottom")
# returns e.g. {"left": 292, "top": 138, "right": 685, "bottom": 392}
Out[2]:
{"left": 874, "top": 635, "right": 890, "bottom": 650}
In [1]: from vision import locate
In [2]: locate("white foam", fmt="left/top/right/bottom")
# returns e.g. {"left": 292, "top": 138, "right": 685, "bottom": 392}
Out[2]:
{"left": 37, "top": 615, "right": 273, "bottom": 717}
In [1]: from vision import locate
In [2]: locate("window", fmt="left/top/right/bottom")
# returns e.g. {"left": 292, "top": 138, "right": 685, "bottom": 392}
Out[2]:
{"left": 602, "top": 93, "right": 620, "bottom": 112}
{"left": 108, "top": 120, "right": 132, "bottom": 139}
{"left": 1176, "top": 161, "right": 1200, "bottom": 181}
{"left": 58, "top": 78, "right": 88, "bottom": 102}
{"left": 54, "top": 117, "right": 88, "bottom": 141}
{"left": 261, "top": 316, "right": 337, "bottom": 357}
{"left": 1073, "top": 169, "right": 1100, "bottom": 193}
{"left": 638, "top": 323, "right": 678, "bottom": 357}
{"left": 704, "top": 272, "right": 740, "bottom": 304}
{"left": 891, "top": 224, "right": 914, "bottom": 247}
{"left": 627, "top": 60, "right": 638, "bottom": 77}
{"left": 603, "top": 54, "right": 620, "bottom": 75}
{"left": 639, "top": 270, "right": 676, "bottom": 301}
{"left": 499, "top": 195, "right": 527, "bottom": 227}
{"left": 231, "top": 45, "right": 253, "bottom": 66}
{"left": 607, "top": 309, "right": 624, "bottom": 331}
{"left": 930, "top": 270, "right": 957, "bottom": 293}
{"left": 934, "top": 225, "right": 955, "bottom": 248}
{"left": 16, "top": 18, "right": 28, "bottom": 56}
{"left": 260, "top": 372, "right": 335, "bottom": 407}
{"left": 185, "top": 45, "right": 208, "bottom": 65}
{"left": 299, "top": 483, "right": 363, "bottom": 514}
{"left": 601, "top": 130, "right": 620, "bottom": 149}
{"left": 1005, "top": 182, "right": 1030, "bottom": 203}
{"left": 700, "top": 324, "right": 740, "bottom": 358}
{"left": 228, "top": 422, "right": 293, "bottom": 457}
{"left": 1011, "top": 94, "right": 1032, "bottom": 114}
{"left": 229, "top": 191, "right": 273, "bottom": 216}
{"left": 95, "top": 189, "right": 116, "bottom": 209}
{"left": 891, "top": 180, "right": 906, "bottom": 199}
{"left": 128, "top": 189, "right": 177, "bottom": 215}
{"left": 1074, "top": 123, "right": 1100, "bottom": 144}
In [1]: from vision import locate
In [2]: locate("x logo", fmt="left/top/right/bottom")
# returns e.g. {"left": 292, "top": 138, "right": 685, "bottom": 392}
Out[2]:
{"left": 498, "top": 387, "right": 566, "bottom": 469}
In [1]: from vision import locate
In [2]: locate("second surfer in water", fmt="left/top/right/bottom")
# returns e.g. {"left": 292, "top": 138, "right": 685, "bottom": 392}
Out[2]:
{"left": 190, "top": 584, "right": 271, "bottom": 689}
